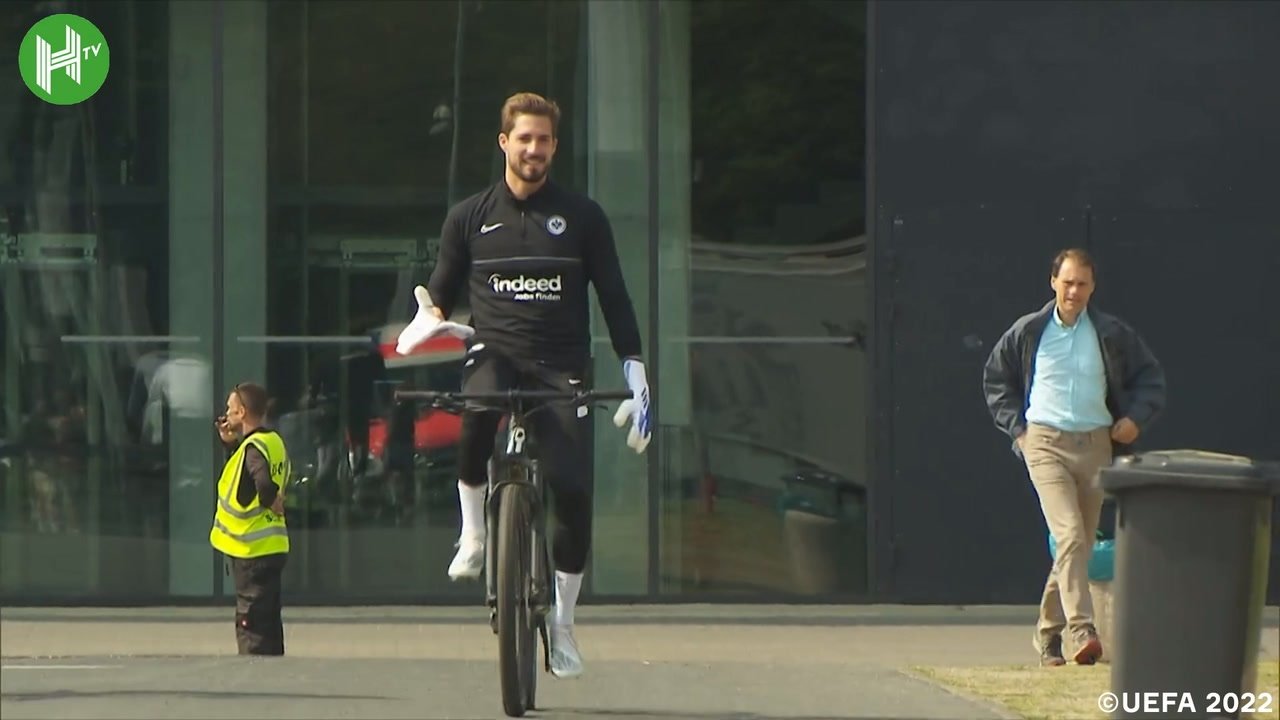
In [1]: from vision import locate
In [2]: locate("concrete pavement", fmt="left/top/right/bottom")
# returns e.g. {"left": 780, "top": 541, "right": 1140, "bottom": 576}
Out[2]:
{"left": 2, "top": 605, "right": 1277, "bottom": 719}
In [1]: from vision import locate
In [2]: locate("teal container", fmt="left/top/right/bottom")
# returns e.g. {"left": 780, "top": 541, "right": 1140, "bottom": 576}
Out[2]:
{"left": 1047, "top": 529, "right": 1115, "bottom": 582}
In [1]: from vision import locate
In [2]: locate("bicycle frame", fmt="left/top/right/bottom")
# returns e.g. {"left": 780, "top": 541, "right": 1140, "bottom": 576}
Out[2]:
{"left": 396, "top": 385, "right": 633, "bottom": 716}
{"left": 483, "top": 398, "right": 551, "bottom": 653}
{"left": 395, "top": 386, "right": 634, "bottom": 635}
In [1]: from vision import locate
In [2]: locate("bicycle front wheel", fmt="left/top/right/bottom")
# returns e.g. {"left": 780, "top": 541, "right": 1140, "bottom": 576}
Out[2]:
{"left": 496, "top": 481, "right": 535, "bottom": 717}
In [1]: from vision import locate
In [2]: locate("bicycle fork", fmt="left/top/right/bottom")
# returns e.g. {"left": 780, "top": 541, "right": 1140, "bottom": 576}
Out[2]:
{"left": 485, "top": 460, "right": 499, "bottom": 635}
{"left": 530, "top": 499, "right": 553, "bottom": 673}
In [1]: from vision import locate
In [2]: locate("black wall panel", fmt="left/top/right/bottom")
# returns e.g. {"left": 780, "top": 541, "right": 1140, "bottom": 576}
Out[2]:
{"left": 870, "top": 0, "right": 1280, "bottom": 603}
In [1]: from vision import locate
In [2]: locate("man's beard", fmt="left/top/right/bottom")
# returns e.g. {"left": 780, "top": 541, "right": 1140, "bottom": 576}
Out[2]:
{"left": 509, "top": 156, "right": 549, "bottom": 182}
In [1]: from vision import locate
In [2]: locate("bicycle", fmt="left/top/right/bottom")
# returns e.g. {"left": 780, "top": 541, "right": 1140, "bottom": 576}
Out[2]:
{"left": 394, "top": 385, "right": 634, "bottom": 718}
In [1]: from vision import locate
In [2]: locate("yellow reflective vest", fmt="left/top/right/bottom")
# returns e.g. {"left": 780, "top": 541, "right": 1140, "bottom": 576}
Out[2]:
{"left": 209, "top": 430, "right": 290, "bottom": 558}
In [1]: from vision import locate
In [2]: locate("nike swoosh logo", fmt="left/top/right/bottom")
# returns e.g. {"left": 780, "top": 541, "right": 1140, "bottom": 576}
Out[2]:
{"left": 480, "top": 223, "right": 503, "bottom": 234}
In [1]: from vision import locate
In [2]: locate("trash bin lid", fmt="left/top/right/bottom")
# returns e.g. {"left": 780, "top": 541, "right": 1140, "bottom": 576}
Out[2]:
{"left": 1099, "top": 449, "right": 1280, "bottom": 494}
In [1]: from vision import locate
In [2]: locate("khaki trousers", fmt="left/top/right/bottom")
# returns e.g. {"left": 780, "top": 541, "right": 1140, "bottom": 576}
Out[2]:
{"left": 1023, "top": 422, "right": 1112, "bottom": 644}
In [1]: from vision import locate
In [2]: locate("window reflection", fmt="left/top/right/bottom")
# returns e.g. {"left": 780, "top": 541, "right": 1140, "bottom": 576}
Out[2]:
{"left": 1, "top": 0, "right": 204, "bottom": 598}
{"left": 658, "top": 0, "right": 869, "bottom": 597}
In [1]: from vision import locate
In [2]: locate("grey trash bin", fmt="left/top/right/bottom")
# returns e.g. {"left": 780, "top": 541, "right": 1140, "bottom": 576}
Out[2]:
{"left": 1098, "top": 450, "right": 1280, "bottom": 719}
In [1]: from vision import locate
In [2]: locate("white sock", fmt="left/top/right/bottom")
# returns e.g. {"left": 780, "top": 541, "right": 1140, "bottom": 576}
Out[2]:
{"left": 458, "top": 481, "right": 485, "bottom": 540}
{"left": 555, "top": 571, "right": 582, "bottom": 626}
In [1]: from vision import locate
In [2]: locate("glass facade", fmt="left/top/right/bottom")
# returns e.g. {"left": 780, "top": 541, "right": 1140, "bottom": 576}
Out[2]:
{"left": 656, "top": 0, "right": 869, "bottom": 597}
{"left": 0, "top": 0, "right": 868, "bottom": 603}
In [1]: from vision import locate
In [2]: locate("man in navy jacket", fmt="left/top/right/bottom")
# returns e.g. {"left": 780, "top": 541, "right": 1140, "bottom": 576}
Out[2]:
{"left": 983, "top": 248, "right": 1166, "bottom": 667}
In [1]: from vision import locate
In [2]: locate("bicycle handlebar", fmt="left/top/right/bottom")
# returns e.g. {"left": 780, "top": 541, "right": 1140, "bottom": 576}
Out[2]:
{"left": 396, "top": 389, "right": 634, "bottom": 401}
{"left": 393, "top": 387, "right": 635, "bottom": 416}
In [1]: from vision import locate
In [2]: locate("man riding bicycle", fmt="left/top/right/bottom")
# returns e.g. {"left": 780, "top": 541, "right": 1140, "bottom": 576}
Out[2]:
{"left": 396, "top": 91, "right": 652, "bottom": 680}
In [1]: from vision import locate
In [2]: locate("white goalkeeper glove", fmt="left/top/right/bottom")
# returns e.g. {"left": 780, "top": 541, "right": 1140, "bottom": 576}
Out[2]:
{"left": 396, "top": 285, "right": 475, "bottom": 355}
{"left": 612, "top": 358, "right": 652, "bottom": 453}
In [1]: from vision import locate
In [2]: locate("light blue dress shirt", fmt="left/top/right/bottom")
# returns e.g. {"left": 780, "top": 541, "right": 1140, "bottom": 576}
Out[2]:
{"left": 1025, "top": 307, "right": 1114, "bottom": 432}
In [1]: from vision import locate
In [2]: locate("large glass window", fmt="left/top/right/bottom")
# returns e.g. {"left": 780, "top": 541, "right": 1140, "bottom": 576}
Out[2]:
{"left": 655, "top": 0, "right": 870, "bottom": 597}
{"left": 2, "top": 0, "right": 867, "bottom": 603}
{"left": 1, "top": 0, "right": 218, "bottom": 599}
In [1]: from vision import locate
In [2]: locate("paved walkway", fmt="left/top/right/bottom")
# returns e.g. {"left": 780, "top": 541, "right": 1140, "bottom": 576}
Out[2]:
{"left": 3, "top": 605, "right": 1277, "bottom": 719}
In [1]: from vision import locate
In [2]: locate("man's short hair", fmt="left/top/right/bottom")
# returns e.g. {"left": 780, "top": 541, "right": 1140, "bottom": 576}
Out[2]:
{"left": 501, "top": 92, "right": 561, "bottom": 137}
{"left": 233, "top": 382, "right": 273, "bottom": 418}
{"left": 1052, "top": 248, "right": 1096, "bottom": 278}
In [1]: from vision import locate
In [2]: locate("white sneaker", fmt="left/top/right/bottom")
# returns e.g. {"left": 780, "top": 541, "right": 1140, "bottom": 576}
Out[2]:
{"left": 447, "top": 533, "right": 484, "bottom": 580}
{"left": 549, "top": 622, "right": 583, "bottom": 679}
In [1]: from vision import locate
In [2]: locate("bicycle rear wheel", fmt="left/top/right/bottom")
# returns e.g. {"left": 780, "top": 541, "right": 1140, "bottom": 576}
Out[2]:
{"left": 497, "top": 481, "right": 536, "bottom": 717}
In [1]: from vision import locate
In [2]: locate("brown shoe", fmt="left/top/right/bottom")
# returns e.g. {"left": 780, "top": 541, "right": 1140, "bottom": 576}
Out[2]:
{"left": 1038, "top": 634, "right": 1067, "bottom": 667}
{"left": 1072, "top": 628, "right": 1103, "bottom": 665}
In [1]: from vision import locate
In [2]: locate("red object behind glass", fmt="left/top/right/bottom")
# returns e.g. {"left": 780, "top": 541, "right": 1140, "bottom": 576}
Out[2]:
{"left": 366, "top": 328, "right": 466, "bottom": 455}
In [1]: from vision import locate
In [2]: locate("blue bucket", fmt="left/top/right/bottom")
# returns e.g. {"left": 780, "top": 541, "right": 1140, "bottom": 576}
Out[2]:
{"left": 1047, "top": 531, "right": 1115, "bottom": 582}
